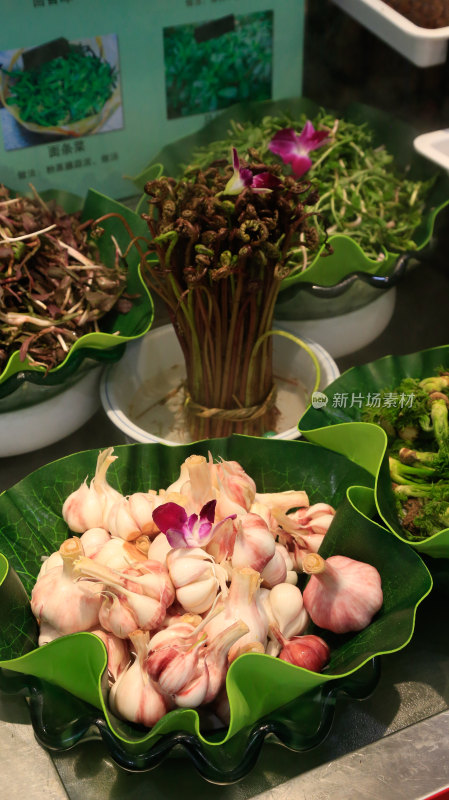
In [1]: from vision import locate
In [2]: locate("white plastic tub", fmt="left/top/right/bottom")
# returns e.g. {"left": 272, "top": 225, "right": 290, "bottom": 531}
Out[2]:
{"left": 100, "top": 325, "right": 340, "bottom": 445}
{"left": 332, "top": 0, "right": 449, "bottom": 67}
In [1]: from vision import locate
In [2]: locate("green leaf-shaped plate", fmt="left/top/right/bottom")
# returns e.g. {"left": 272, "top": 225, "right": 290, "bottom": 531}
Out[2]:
{"left": 127, "top": 97, "right": 449, "bottom": 302}
{"left": 0, "top": 436, "right": 431, "bottom": 781}
{"left": 298, "top": 345, "right": 449, "bottom": 558}
{"left": 0, "top": 189, "right": 154, "bottom": 399}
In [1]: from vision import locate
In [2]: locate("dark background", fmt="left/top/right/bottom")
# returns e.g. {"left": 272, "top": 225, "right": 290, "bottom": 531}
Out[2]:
{"left": 302, "top": 0, "right": 449, "bottom": 372}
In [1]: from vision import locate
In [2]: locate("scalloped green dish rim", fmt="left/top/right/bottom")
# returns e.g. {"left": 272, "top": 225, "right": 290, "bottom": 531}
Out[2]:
{"left": 298, "top": 345, "right": 449, "bottom": 557}
{"left": 0, "top": 189, "right": 154, "bottom": 389}
{"left": 0, "top": 435, "right": 432, "bottom": 761}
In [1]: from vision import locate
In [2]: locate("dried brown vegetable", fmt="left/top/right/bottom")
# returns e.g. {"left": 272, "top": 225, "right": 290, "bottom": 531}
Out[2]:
{"left": 0, "top": 185, "right": 129, "bottom": 372}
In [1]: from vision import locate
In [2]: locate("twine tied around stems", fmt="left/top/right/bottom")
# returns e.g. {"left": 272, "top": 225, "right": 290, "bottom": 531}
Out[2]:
{"left": 184, "top": 383, "right": 277, "bottom": 422}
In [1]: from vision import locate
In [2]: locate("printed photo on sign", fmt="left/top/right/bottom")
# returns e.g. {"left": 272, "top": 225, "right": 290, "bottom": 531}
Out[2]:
{"left": 163, "top": 11, "right": 273, "bottom": 119}
{"left": 0, "top": 33, "right": 124, "bottom": 151}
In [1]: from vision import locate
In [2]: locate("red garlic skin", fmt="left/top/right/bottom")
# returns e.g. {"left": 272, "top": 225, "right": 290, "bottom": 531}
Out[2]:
{"left": 302, "top": 553, "right": 383, "bottom": 634}
{"left": 278, "top": 632, "right": 330, "bottom": 672}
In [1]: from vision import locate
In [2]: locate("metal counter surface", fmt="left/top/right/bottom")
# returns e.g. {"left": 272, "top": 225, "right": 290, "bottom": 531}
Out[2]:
{"left": 1, "top": 260, "right": 449, "bottom": 799}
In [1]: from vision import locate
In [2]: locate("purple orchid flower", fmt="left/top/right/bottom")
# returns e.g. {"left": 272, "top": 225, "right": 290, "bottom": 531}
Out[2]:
{"left": 152, "top": 499, "right": 236, "bottom": 549}
{"left": 223, "top": 147, "right": 281, "bottom": 195}
{"left": 268, "top": 121, "right": 330, "bottom": 178}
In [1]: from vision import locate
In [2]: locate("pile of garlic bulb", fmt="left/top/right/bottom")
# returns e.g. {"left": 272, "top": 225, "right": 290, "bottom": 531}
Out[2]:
{"left": 30, "top": 447, "right": 383, "bottom": 729}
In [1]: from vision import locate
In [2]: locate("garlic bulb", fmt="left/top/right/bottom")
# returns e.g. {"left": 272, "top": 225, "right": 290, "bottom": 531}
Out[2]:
{"left": 89, "top": 627, "right": 130, "bottom": 683}
{"left": 173, "top": 454, "right": 215, "bottom": 512}
{"left": 202, "top": 620, "right": 249, "bottom": 703}
{"left": 106, "top": 491, "right": 167, "bottom": 541}
{"left": 167, "top": 547, "right": 228, "bottom": 614}
{"left": 265, "top": 582, "right": 309, "bottom": 656}
{"left": 146, "top": 634, "right": 206, "bottom": 696}
{"left": 73, "top": 557, "right": 169, "bottom": 634}
{"left": 204, "top": 567, "right": 269, "bottom": 662}
{"left": 93, "top": 538, "right": 148, "bottom": 570}
{"left": 31, "top": 537, "right": 102, "bottom": 634}
{"left": 109, "top": 630, "right": 168, "bottom": 727}
{"left": 231, "top": 512, "right": 275, "bottom": 573}
{"left": 302, "top": 553, "right": 383, "bottom": 634}
{"left": 213, "top": 459, "right": 256, "bottom": 519}
{"left": 37, "top": 550, "right": 63, "bottom": 579}
{"left": 62, "top": 448, "right": 122, "bottom": 533}
{"left": 270, "top": 626, "right": 330, "bottom": 671}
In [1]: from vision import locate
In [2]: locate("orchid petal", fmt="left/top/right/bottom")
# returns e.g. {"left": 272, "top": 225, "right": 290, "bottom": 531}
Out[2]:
{"left": 223, "top": 147, "right": 253, "bottom": 195}
{"left": 152, "top": 502, "right": 187, "bottom": 534}
{"left": 288, "top": 154, "right": 313, "bottom": 178}
{"left": 298, "top": 120, "right": 330, "bottom": 152}
{"left": 252, "top": 171, "right": 282, "bottom": 192}
{"left": 268, "top": 122, "right": 330, "bottom": 177}
{"left": 165, "top": 528, "right": 191, "bottom": 549}
{"left": 268, "top": 128, "right": 300, "bottom": 160}
{"left": 197, "top": 521, "right": 213, "bottom": 541}
{"left": 200, "top": 499, "right": 217, "bottom": 524}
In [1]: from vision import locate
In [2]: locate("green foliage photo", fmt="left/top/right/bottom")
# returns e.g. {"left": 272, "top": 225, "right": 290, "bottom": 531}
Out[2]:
{"left": 163, "top": 12, "right": 273, "bottom": 119}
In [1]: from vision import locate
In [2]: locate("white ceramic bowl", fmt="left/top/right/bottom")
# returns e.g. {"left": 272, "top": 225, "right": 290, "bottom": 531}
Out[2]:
{"left": 0, "top": 366, "right": 102, "bottom": 457}
{"left": 414, "top": 129, "right": 449, "bottom": 176}
{"left": 100, "top": 324, "right": 340, "bottom": 445}
{"left": 274, "top": 287, "right": 396, "bottom": 359}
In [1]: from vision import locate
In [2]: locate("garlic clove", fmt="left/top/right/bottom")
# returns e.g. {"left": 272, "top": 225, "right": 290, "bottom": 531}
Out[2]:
{"left": 231, "top": 513, "right": 275, "bottom": 573}
{"left": 260, "top": 548, "right": 287, "bottom": 588}
{"left": 89, "top": 627, "right": 130, "bottom": 683}
{"left": 147, "top": 533, "right": 172, "bottom": 564}
{"left": 176, "top": 576, "right": 220, "bottom": 614}
{"left": 173, "top": 662, "right": 209, "bottom": 708}
{"left": 109, "top": 630, "right": 168, "bottom": 727}
{"left": 79, "top": 528, "right": 111, "bottom": 558}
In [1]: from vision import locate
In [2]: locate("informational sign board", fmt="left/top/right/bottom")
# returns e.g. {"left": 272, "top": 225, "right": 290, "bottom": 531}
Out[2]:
{"left": 0, "top": 0, "right": 305, "bottom": 199}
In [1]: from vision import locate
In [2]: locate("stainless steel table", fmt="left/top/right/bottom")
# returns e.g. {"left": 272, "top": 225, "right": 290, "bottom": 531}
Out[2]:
{"left": 1, "top": 259, "right": 449, "bottom": 800}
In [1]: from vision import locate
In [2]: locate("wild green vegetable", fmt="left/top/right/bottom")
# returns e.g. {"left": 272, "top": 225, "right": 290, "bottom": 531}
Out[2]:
{"left": 2, "top": 44, "right": 117, "bottom": 127}
{"left": 163, "top": 12, "right": 272, "bottom": 119}
{"left": 186, "top": 111, "right": 435, "bottom": 262}
{"left": 362, "top": 372, "right": 449, "bottom": 539}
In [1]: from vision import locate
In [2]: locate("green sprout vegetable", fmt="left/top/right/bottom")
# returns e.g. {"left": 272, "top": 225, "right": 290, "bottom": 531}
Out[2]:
{"left": 2, "top": 44, "right": 117, "bottom": 127}
{"left": 362, "top": 370, "right": 449, "bottom": 540}
{"left": 186, "top": 111, "right": 435, "bottom": 264}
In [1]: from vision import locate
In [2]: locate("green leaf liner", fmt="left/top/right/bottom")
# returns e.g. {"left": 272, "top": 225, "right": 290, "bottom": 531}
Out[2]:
{"left": 128, "top": 97, "right": 449, "bottom": 292}
{"left": 0, "top": 189, "right": 154, "bottom": 392}
{"left": 299, "top": 345, "right": 449, "bottom": 558}
{"left": 0, "top": 436, "right": 431, "bottom": 764}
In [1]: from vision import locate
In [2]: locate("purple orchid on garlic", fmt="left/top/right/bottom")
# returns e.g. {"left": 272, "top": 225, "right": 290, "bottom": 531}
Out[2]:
{"left": 152, "top": 499, "right": 236, "bottom": 549}
{"left": 268, "top": 121, "right": 330, "bottom": 178}
{"left": 222, "top": 147, "right": 282, "bottom": 195}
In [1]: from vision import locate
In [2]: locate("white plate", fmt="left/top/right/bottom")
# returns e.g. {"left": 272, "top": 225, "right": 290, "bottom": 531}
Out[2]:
{"left": 0, "top": 367, "right": 102, "bottom": 457}
{"left": 332, "top": 0, "right": 449, "bottom": 66}
{"left": 100, "top": 325, "right": 340, "bottom": 445}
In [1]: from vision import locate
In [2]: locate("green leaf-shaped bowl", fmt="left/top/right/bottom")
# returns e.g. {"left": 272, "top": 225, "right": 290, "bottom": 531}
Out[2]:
{"left": 128, "top": 97, "right": 449, "bottom": 313}
{"left": 0, "top": 436, "right": 431, "bottom": 781}
{"left": 298, "top": 345, "right": 449, "bottom": 559}
{"left": 0, "top": 189, "right": 154, "bottom": 403}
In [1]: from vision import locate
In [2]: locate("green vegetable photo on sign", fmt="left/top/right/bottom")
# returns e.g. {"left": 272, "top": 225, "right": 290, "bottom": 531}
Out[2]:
{"left": 0, "top": 34, "right": 123, "bottom": 148}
